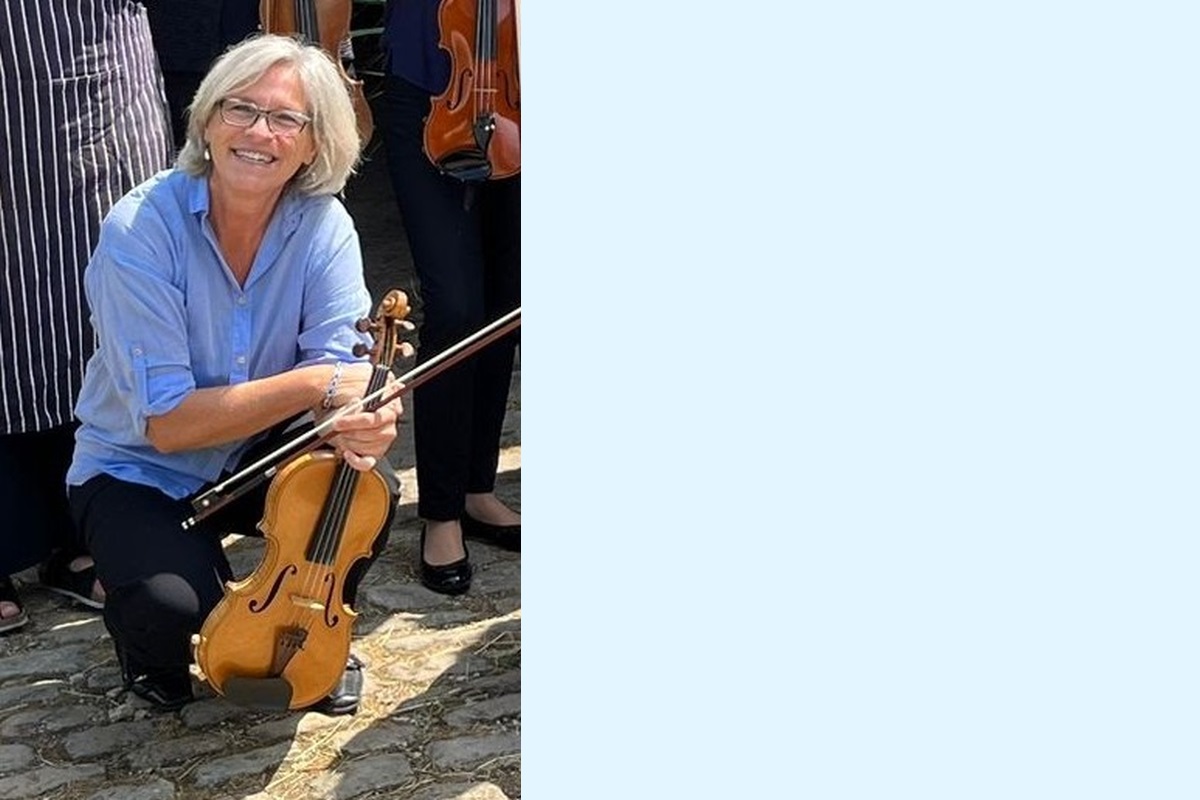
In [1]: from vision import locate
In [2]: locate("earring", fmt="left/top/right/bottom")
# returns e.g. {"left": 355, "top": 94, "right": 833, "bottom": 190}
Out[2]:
{"left": 203, "top": 146, "right": 211, "bottom": 162}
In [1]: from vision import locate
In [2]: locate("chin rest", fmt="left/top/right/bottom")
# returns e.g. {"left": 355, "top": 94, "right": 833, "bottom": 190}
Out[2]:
{"left": 221, "top": 676, "right": 294, "bottom": 710}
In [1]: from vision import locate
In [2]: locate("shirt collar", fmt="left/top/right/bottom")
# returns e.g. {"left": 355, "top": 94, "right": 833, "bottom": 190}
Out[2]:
{"left": 185, "top": 172, "right": 304, "bottom": 234}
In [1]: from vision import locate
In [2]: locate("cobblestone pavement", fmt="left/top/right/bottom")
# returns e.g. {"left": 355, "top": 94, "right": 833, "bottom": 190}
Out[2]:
{"left": 0, "top": 149, "right": 522, "bottom": 799}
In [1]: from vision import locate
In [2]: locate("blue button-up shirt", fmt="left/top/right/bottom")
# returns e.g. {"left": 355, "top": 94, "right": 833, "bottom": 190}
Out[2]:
{"left": 67, "top": 169, "right": 373, "bottom": 499}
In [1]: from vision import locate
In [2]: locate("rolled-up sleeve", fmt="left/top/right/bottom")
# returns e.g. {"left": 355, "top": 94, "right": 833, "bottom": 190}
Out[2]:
{"left": 85, "top": 209, "right": 196, "bottom": 433}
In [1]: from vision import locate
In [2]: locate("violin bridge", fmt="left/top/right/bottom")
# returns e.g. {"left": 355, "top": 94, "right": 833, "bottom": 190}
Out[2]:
{"left": 271, "top": 627, "right": 308, "bottom": 675}
{"left": 288, "top": 593, "right": 326, "bottom": 612}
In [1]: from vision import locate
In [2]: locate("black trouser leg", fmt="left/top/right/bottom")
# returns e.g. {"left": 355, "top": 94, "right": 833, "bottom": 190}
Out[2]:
{"left": 69, "top": 474, "right": 233, "bottom": 678}
{"left": 378, "top": 75, "right": 521, "bottom": 521}
{"left": 0, "top": 423, "right": 82, "bottom": 576}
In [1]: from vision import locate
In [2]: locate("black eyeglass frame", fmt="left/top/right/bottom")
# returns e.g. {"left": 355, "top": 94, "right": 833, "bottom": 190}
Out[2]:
{"left": 218, "top": 98, "right": 313, "bottom": 135}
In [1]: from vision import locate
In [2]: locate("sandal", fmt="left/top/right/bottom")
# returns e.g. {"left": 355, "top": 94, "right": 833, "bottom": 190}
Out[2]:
{"left": 38, "top": 550, "right": 105, "bottom": 610}
{"left": 0, "top": 577, "right": 29, "bottom": 633}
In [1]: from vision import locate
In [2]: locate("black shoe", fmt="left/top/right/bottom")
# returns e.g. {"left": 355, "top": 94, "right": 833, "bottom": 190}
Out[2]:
{"left": 115, "top": 642, "right": 193, "bottom": 711}
{"left": 129, "top": 673, "right": 194, "bottom": 712}
{"left": 461, "top": 513, "right": 521, "bottom": 552}
{"left": 419, "top": 525, "right": 473, "bottom": 595}
{"left": 309, "top": 654, "right": 364, "bottom": 716}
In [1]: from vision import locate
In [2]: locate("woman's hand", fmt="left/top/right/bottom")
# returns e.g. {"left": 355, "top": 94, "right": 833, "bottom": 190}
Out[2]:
{"left": 325, "top": 374, "right": 404, "bottom": 471}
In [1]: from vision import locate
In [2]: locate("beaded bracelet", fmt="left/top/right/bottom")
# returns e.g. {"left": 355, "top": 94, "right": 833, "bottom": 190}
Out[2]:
{"left": 321, "top": 362, "right": 344, "bottom": 410}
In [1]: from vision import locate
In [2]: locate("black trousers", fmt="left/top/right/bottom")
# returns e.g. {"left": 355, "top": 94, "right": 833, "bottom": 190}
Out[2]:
{"left": 67, "top": 434, "right": 396, "bottom": 679}
{"left": 0, "top": 423, "right": 80, "bottom": 575}
{"left": 378, "top": 75, "right": 521, "bottom": 522}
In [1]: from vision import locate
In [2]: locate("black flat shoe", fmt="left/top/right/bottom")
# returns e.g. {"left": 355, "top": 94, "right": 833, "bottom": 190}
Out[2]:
{"left": 129, "top": 673, "right": 194, "bottom": 712}
{"left": 461, "top": 513, "right": 521, "bottom": 552}
{"left": 309, "top": 654, "right": 364, "bottom": 716}
{"left": 116, "top": 642, "right": 193, "bottom": 711}
{"left": 420, "top": 525, "right": 473, "bottom": 595}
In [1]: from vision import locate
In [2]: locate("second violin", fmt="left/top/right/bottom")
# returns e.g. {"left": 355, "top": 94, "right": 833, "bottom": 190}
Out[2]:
{"left": 423, "top": 0, "right": 520, "bottom": 181}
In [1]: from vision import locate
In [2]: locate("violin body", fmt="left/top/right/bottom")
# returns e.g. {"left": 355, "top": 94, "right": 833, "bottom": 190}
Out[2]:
{"left": 260, "top": 0, "right": 375, "bottom": 145}
{"left": 195, "top": 451, "right": 392, "bottom": 709}
{"left": 424, "top": 0, "right": 520, "bottom": 181}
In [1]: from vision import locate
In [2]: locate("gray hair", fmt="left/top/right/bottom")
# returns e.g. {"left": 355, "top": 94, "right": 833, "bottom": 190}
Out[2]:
{"left": 177, "top": 34, "right": 361, "bottom": 195}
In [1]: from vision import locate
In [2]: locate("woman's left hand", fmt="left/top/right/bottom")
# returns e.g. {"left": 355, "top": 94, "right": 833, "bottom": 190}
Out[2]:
{"left": 327, "top": 395, "right": 403, "bottom": 471}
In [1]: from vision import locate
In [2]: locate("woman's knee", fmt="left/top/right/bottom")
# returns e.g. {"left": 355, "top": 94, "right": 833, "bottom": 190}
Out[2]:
{"left": 108, "top": 572, "right": 213, "bottom": 635}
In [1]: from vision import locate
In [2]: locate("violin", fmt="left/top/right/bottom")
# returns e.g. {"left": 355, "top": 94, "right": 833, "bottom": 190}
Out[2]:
{"left": 260, "top": 0, "right": 375, "bottom": 145}
{"left": 193, "top": 290, "right": 409, "bottom": 710}
{"left": 423, "top": 0, "right": 520, "bottom": 181}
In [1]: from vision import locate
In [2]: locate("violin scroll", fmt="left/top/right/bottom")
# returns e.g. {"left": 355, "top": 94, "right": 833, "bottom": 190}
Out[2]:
{"left": 349, "top": 290, "right": 415, "bottom": 407}
{"left": 353, "top": 289, "right": 414, "bottom": 367}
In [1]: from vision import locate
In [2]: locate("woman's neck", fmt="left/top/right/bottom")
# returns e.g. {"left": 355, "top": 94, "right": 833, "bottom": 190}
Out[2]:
{"left": 207, "top": 181, "right": 284, "bottom": 285}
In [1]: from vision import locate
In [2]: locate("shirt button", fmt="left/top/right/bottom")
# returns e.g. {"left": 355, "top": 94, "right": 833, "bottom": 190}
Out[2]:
{"left": 236, "top": 295, "right": 248, "bottom": 306}
{"left": 236, "top": 355, "right": 246, "bottom": 365}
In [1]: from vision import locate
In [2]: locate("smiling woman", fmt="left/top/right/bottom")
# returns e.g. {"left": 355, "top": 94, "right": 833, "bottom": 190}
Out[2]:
{"left": 64, "top": 34, "right": 399, "bottom": 715}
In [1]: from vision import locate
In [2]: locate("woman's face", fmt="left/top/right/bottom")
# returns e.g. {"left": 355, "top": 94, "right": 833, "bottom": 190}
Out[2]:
{"left": 205, "top": 63, "right": 318, "bottom": 202}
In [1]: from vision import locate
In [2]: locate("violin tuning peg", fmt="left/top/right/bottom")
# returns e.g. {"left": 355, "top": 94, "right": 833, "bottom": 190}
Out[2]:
{"left": 355, "top": 318, "right": 373, "bottom": 333}
{"left": 399, "top": 343, "right": 416, "bottom": 359}
{"left": 352, "top": 343, "right": 370, "bottom": 357}
{"left": 401, "top": 320, "right": 416, "bottom": 331}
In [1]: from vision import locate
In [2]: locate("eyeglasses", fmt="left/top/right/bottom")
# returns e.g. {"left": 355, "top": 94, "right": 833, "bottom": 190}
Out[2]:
{"left": 218, "top": 98, "right": 312, "bottom": 135}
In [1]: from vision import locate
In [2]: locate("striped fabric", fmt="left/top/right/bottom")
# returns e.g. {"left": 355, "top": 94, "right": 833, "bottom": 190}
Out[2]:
{"left": 0, "top": 0, "right": 173, "bottom": 434}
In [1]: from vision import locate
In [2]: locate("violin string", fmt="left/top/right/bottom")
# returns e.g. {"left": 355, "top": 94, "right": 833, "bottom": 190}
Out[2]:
{"left": 287, "top": 479, "right": 325, "bottom": 642}
{"left": 311, "top": 361, "right": 392, "bottom": 578}
{"left": 489, "top": 0, "right": 497, "bottom": 117}
{"left": 488, "top": 0, "right": 498, "bottom": 114}
{"left": 300, "top": 464, "right": 351, "bottom": 634}
{"left": 476, "top": 0, "right": 488, "bottom": 115}
{"left": 300, "top": 0, "right": 315, "bottom": 44}
{"left": 286, "top": 460, "right": 350, "bottom": 646}
{"left": 292, "top": 361, "right": 388, "bottom": 647}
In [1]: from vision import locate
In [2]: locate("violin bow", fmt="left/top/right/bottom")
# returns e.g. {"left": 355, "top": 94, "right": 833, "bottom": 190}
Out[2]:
{"left": 182, "top": 306, "right": 521, "bottom": 529}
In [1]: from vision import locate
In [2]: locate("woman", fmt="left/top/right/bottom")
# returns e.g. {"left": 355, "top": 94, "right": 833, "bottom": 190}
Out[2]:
{"left": 66, "top": 34, "right": 401, "bottom": 713}
{"left": 379, "top": 0, "right": 521, "bottom": 595}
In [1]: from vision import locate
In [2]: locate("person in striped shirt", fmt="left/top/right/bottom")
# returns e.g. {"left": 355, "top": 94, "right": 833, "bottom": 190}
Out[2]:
{"left": 0, "top": 0, "right": 174, "bottom": 632}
